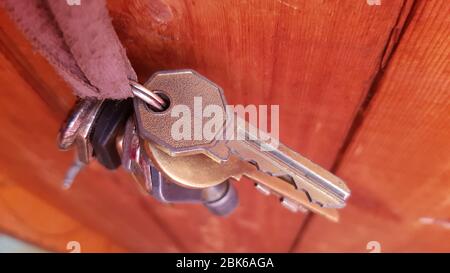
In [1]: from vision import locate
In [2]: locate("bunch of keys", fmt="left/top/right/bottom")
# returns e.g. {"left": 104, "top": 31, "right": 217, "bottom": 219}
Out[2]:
{"left": 58, "top": 70, "right": 350, "bottom": 221}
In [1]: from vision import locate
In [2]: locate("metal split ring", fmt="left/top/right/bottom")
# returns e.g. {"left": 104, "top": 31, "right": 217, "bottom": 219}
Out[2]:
{"left": 129, "top": 80, "right": 167, "bottom": 111}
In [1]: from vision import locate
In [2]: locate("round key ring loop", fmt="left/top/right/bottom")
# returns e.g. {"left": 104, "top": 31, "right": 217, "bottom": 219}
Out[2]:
{"left": 129, "top": 80, "right": 167, "bottom": 111}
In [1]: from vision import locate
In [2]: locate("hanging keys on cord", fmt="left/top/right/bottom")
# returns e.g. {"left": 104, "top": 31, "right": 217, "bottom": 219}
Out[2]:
{"left": 57, "top": 71, "right": 350, "bottom": 220}
{"left": 57, "top": 80, "right": 239, "bottom": 216}
{"left": 57, "top": 80, "right": 163, "bottom": 188}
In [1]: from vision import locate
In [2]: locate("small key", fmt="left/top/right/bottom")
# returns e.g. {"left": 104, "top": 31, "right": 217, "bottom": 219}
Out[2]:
{"left": 121, "top": 116, "right": 238, "bottom": 216}
{"left": 145, "top": 141, "right": 337, "bottom": 221}
{"left": 58, "top": 98, "right": 103, "bottom": 188}
{"left": 134, "top": 70, "right": 350, "bottom": 219}
{"left": 58, "top": 99, "right": 103, "bottom": 162}
{"left": 58, "top": 99, "right": 132, "bottom": 187}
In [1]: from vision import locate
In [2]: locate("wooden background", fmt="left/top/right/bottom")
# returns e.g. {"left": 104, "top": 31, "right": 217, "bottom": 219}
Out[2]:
{"left": 0, "top": 0, "right": 449, "bottom": 252}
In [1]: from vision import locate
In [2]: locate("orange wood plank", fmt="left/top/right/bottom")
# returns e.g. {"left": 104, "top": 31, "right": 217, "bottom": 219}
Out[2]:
{"left": 297, "top": 0, "right": 450, "bottom": 252}
{"left": 0, "top": 183, "right": 125, "bottom": 252}
{"left": 106, "top": 0, "right": 412, "bottom": 251}
{"left": 0, "top": 8, "right": 74, "bottom": 120}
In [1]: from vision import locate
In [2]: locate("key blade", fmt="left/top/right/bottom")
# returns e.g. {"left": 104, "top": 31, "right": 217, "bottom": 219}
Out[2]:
{"left": 226, "top": 117, "right": 350, "bottom": 208}
{"left": 245, "top": 168, "right": 339, "bottom": 222}
{"left": 145, "top": 140, "right": 338, "bottom": 221}
{"left": 62, "top": 155, "right": 85, "bottom": 190}
{"left": 244, "top": 123, "right": 350, "bottom": 199}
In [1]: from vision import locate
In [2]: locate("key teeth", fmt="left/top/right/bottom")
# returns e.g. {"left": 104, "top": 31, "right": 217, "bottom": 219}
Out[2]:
{"left": 280, "top": 198, "right": 298, "bottom": 212}
{"left": 239, "top": 153, "right": 329, "bottom": 208}
{"left": 233, "top": 149, "right": 348, "bottom": 208}
{"left": 253, "top": 183, "right": 311, "bottom": 214}
{"left": 252, "top": 182, "right": 339, "bottom": 221}
{"left": 254, "top": 183, "right": 271, "bottom": 196}
{"left": 280, "top": 198, "right": 309, "bottom": 213}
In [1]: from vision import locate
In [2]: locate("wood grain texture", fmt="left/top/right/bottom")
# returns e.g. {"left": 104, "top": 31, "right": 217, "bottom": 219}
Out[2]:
{"left": 106, "top": 0, "right": 412, "bottom": 251}
{"left": 0, "top": 8, "right": 74, "bottom": 120}
{"left": 297, "top": 0, "right": 450, "bottom": 252}
{"left": 0, "top": 183, "right": 125, "bottom": 252}
{"left": 2, "top": 0, "right": 447, "bottom": 253}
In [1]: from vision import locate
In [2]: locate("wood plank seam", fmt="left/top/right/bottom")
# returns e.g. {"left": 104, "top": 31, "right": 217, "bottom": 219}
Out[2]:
{"left": 287, "top": 212, "right": 312, "bottom": 252}
{"left": 295, "top": 0, "right": 450, "bottom": 251}
{"left": 288, "top": 0, "right": 420, "bottom": 252}
{"left": 330, "top": 0, "right": 418, "bottom": 174}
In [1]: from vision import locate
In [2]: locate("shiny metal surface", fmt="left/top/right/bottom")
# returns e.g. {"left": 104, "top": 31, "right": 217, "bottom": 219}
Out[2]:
{"left": 130, "top": 80, "right": 167, "bottom": 111}
{"left": 122, "top": 117, "right": 238, "bottom": 216}
{"left": 57, "top": 98, "right": 103, "bottom": 164}
{"left": 62, "top": 155, "right": 85, "bottom": 189}
{"left": 58, "top": 99, "right": 103, "bottom": 189}
{"left": 145, "top": 141, "right": 339, "bottom": 221}
{"left": 134, "top": 70, "right": 229, "bottom": 161}
{"left": 202, "top": 181, "right": 238, "bottom": 216}
{"left": 225, "top": 116, "right": 350, "bottom": 209}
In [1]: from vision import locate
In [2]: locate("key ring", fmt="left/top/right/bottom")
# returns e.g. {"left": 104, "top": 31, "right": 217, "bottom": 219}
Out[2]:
{"left": 129, "top": 80, "right": 167, "bottom": 111}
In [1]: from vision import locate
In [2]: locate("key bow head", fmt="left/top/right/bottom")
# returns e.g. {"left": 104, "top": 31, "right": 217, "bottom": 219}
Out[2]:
{"left": 134, "top": 69, "right": 229, "bottom": 158}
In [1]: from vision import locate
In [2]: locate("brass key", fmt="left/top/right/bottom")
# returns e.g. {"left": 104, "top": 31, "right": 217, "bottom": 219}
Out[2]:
{"left": 145, "top": 141, "right": 339, "bottom": 221}
{"left": 134, "top": 70, "right": 350, "bottom": 218}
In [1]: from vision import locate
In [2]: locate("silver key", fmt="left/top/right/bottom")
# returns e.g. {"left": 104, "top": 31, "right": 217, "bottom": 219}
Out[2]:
{"left": 134, "top": 70, "right": 350, "bottom": 219}
{"left": 58, "top": 99, "right": 103, "bottom": 188}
